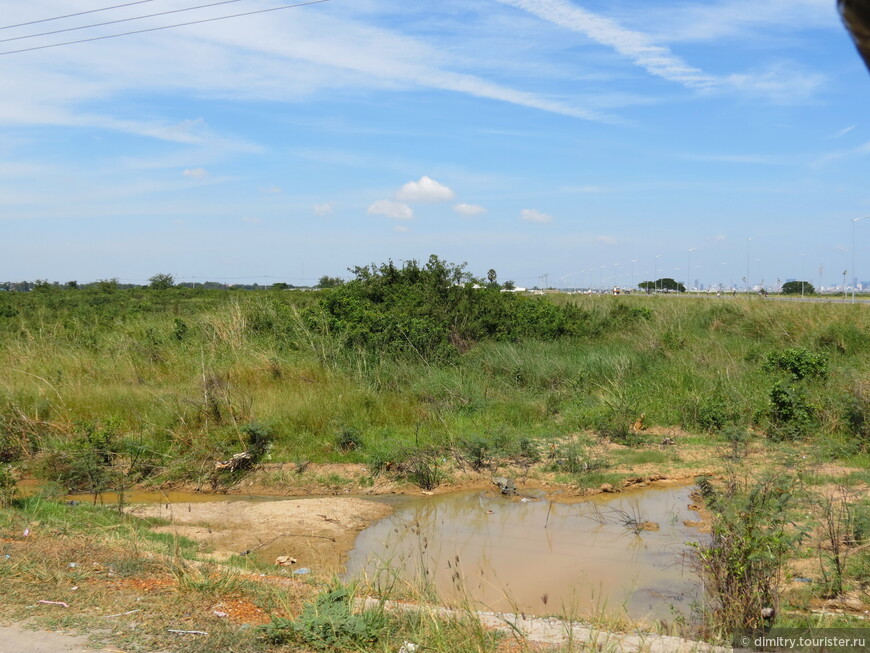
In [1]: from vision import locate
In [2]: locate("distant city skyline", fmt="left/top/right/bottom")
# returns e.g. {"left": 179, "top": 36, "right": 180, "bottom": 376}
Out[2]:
{"left": 2, "top": 1, "right": 869, "bottom": 291}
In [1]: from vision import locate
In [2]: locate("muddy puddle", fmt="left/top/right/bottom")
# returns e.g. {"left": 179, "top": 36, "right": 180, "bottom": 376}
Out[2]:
{"left": 344, "top": 485, "right": 703, "bottom": 622}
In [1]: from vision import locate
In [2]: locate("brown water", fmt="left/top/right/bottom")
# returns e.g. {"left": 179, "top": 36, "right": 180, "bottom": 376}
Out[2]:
{"left": 344, "top": 486, "right": 703, "bottom": 621}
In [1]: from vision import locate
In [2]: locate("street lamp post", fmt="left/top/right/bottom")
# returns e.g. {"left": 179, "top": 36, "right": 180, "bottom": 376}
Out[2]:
{"left": 800, "top": 253, "right": 806, "bottom": 299}
{"left": 687, "top": 247, "right": 696, "bottom": 294}
{"left": 631, "top": 259, "right": 638, "bottom": 292}
{"left": 746, "top": 237, "right": 755, "bottom": 293}
{"left": 654, "top": 254, "right": 662, "bottom": 294}
{"left": 851, "top": 216, "right": 869, "bottom": 302}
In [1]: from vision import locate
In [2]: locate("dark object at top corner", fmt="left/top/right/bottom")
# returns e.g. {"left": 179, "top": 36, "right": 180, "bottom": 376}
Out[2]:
{"left": 840, "top": 0, "right": 870, "bottom": 73}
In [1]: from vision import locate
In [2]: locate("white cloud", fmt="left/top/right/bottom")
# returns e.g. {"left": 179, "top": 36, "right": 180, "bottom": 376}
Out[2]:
{"left": 182, "top": 168, "right": 209, "bottom": 179}
{"left": 498, "top": 0, "right": 824, "bottom": 104}
{"left": 520, "top": 208, "right": 553, "bottom": 223}
{"left": 241, "top": 216, "right": 262, "bottom": 224}
{"left": 499, "top": 0, "right": 717, "bottom": 88}
{"left": 831, "top": 125, "right": 856, "bottom": 139}
{"left": 725, "top": 63, "right": 824, "bottom": 105}
{"left": 313, "top": 202, "right": 334, "bottom": 216}
{"left": 453, "top": 203, "right": 487, "bottom": 216}
{"left": 715, "top": 234, "right": 727, "bottom": 241}
{"left": 396, "top": 176, "right": 455, "bottom": 202}
{"left": 597, "top": 235, "right": 617, "bottom": 245}
{"left": 367, "top": 199, "right": 414, "bottom": 220}
{"left": 639, "top": 0, "right": 834, "bottom": 44}
{"left": 393, "top": 225, "right": 409, "bottom": 232}
{"left": 260, "top": 186, "right": 283, "bottom": 193}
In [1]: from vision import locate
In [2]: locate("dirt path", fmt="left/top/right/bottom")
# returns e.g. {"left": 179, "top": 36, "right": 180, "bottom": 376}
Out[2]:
{"left": 0, "top": 623, "right": 127, "bottom": 653}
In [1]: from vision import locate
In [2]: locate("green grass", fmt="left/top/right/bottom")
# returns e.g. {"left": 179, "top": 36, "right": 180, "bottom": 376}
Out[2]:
{"left": 1, "top": 287, "right": 869, "bottom": 487}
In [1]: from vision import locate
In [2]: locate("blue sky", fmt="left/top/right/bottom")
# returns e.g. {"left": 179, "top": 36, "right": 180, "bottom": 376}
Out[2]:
{"left": 2, "top": 0, "right": 869, "bottom": 289}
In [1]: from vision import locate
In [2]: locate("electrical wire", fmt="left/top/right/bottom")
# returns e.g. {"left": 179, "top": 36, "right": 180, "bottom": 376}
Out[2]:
{"left": 0, "top": 1, "right": 161, "bottom": 31}
{"left": 0, "top": 0, "right": 331, "bottom": 56}
{"left": 1, "top": 0, "right": 252, "bottom": 45}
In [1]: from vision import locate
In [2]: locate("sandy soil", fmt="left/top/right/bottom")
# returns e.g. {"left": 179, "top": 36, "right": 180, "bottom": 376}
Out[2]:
{"left": 126, "top": 496, "right": 392, "bottom": 573}
{"left": 0, "top": 623, "right": 128, "bottom": 653}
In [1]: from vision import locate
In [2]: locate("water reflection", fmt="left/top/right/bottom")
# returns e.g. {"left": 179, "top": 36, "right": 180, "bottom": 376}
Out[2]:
{"left": 344, "top": 486, "right": 703, "bottom": 622}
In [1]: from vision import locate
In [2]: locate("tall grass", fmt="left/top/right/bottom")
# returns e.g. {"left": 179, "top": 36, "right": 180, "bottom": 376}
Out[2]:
{"left": 1, "top": 287, "right": 868, "bottom": 483}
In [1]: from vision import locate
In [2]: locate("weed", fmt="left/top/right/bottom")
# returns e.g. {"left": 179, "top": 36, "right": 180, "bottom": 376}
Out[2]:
{"left": 0, "top": 463, "right": 18, "bottom": 507}
{"left": 720, "top": 426, "right": 751, "bottom": 460}
{"left": 692, "top": 474, "right": 801, "bottom": 638}
{"left": 336, "top": 425, "right": 363, "bottom": 452}
{"left": 262, "top": 584, "right": 386, "bottom": 650}
{"left": 407, "top": 448, "right": 444, "bottom": 491}
{"left": 816, "top": 487, "right": 866, "bottom": 598}
{"left": 459, "top": 434, "right": 491, "bottom": 471}
{"left": 548, "top": 441, "right": 609, "bottom": 475}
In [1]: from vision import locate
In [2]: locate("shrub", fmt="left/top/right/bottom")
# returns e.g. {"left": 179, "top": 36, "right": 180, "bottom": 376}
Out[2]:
{"left": 460, "top": 435, "right": 491, "bottom": 471}
{"left": 312, "top": 255, "right": 594, "bottom": 363}
{"left": 0, "top": 463, "right": 18, "bottom": 507}
{"left": 764, "top": 347, "right": 828, "bottom": 381}
{"left": 692, "top": 474, "right": 799, "bottom": 637}
{"left": 548, "top": 441, "right": 608, "bottom": 475}
{"left": 843, "top": 384, "right": 870, "bottom": 451}
{"left": 336, "top": 426, "right": 363, "bottom": 452}
{"left": 768, "top": 381, "right": 814, "bottom": 441}
{"left": 39, "top": 421, "right": 121, "bottom": 495}
{"left": 720, "top": 426, "right": 750, "bottom": 460}
{"left": 262, "top": 584, "right": 386, "bottom": 650}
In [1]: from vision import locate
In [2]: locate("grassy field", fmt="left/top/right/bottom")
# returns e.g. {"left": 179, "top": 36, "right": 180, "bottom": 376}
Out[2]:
{"left": 1, "top": 284, "right": 868, "bottom": 481}
{"left": 1, "top": 273, "right": 869, "bottom": 650}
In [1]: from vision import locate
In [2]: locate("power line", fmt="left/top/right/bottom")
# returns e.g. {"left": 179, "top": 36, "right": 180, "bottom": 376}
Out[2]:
{"left": 1, "top": 0, "right": 253, "bottom": 45}
{"left": 1, "top": 1, "right": 160, "bottom": 31}
{"left": 0, "top": 0, "right": 332, "bottom": 56}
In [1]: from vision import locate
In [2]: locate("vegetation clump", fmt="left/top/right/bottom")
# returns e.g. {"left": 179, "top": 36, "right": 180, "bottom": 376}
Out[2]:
{"left": 262, "top": 585, "right": 386, "bottom": 650}
{"left": 693, "top": 474, "right": 800, "bottom": 637}
{"left": 310, "top": 255, "right": 594, "bottom": 363}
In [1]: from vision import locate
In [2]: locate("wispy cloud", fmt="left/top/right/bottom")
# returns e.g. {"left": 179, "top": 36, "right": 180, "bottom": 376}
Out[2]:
{"left": 597, "top": 235, "right": 617, "bottom": 245}
{"left": 313, "top": 202, "right": 334, "bottom": 216}
{"left": 454, "top": 203, "right": 487, "bottom": 216}
{"left": 182, "top": 168, "right": 209, "bottom": 179}
{"left": 367, "top": 199, "right": 413, "bottom": 220}
{"left": 499, "top": 0, "right": 716, "bottom": 88}
{"left": 831, "top": 125, "right": 856, "bottom": 139}
{"left": 498, "top": 0, "right": 825, "bottom": 103}
{"left": 725, "top": 63, "right": 824, "bottom": 104}
{"left": 520, "top": 208, "right": 553, "bottom": 223}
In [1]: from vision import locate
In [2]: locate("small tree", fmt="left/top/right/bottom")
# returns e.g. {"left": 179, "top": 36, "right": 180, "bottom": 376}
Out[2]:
{"left": 149, "top": 273, "right": 175, "bottom": 290}
{"left": 638, "top": 278, "right": 685, "bottom": 292}
{"left": 781, "top": 280, "right": 815, "bottom": 295}
{"left": 318, "top": 275, "right": 344, "bottom": 288}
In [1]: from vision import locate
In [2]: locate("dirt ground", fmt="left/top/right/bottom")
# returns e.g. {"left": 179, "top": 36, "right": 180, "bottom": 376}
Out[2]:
{"left": 0, "top": 623, "right": 128, "bottom": 653}
{"left": 126, "top": 496, "right": 393, "bottom": 574}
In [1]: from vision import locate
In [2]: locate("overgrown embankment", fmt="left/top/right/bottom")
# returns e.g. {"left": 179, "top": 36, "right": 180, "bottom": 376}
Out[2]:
{"left": 1, "top": 256, "right": 869, "bottom": 496}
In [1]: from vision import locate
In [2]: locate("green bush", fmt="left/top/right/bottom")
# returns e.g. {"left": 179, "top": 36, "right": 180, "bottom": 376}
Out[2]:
{"left": 764, "top": 347, "right": 828, "bottom": 381}
{"left": 768, "top": 381, "right": 814, "bottom": 441}
{"left": 38, "top": 421, "right": 121, "bottom": 494}
{"left": 261, "top": 584, "right": 386, "bottom": 650}
{"left": 336, "top": 426, "right": 363, "bottom": 452}
{"left": 693, "top": 474, "right": 800, "bottom": 636}
{"left": 312, "top": 255, "right": 595, "bottom": 363}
